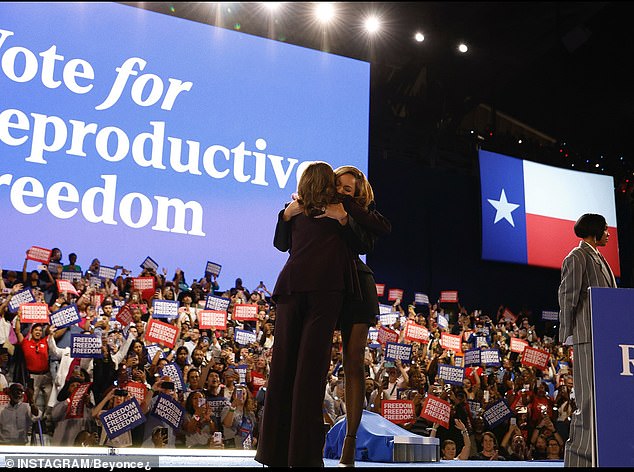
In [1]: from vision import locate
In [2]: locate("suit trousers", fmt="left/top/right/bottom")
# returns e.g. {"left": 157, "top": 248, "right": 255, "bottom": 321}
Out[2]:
{"left": 565, "top": 342, "right": 594, "bottom": 467}
{"left": 255, "top": 291, "right": 343, "bottom": 467}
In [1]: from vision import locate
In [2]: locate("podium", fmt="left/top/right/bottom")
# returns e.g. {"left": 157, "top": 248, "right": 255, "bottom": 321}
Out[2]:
{"left": 323, "top": 410, "right": 439, "bottom": 463}
{"left": 590, "top": 287, "right": 634, "bottom": 467}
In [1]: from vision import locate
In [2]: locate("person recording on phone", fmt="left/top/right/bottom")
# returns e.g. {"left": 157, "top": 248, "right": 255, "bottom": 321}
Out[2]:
{"left": 558, "top": 213, "right": 616, "bottom": 467}
{"left": 141, "top": 376, "right": 178, "bottom": 447}
{"left": 221, "top": 385, "right": 256, "bottom": 448}
{"left": 93, "top": 385, "right": 134, "bottom": 447}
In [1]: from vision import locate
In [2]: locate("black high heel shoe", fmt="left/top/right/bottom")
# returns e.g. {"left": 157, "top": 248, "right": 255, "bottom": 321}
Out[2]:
{"left": 338, "top": 435, "right": 356, "bottom": 468}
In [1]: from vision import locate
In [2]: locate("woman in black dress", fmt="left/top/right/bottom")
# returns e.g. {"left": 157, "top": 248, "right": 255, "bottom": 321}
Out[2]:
{"left": 332, "top": 166, "right": 391, "bottom": 467}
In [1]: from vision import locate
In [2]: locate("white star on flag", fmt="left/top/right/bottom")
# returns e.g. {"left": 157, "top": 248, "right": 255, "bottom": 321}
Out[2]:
{"left": 488, "top": 189, "right": 520, "bottom": 227}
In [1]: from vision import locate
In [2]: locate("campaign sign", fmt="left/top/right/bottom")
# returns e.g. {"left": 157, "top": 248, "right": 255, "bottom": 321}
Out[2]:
{"left": 146, "top": 344, "right": 165, "bottom": 364}
{"left": 159, "top": 363, "right": 185, "bottom": 392}
{"left": 541, "top": 310, "right": 559, "bottom": 321}
{"left": 152, "top": 299, "right": 179, "bottom": 320}
{"left": 116, "top": 304, "right": 133, "bottom": 327}
{"left": 145, "top": 319, "right": 179, "bottom": 348}
{"left": 437, "top": 314, "right": 449, "bottom": 330}
{"left": 377, "top": 325, "right": 399, "bottom": 347}
{"left": 482, "top": 398, "right": 513, "bottom": 429}
{"left": 404, "top": 320, "right": 429, "bottom": 344}
{"left": 100, "top": 397, "right": 146, "bottom": 440}
{"left": 26, "top": 246, "right": 52, "bottom": 264}
{"left": 205, "top": 294, "right": 231, "bottom": 312}
{"left": 0, "top": 392, "right": 10, "bottom": 408}
{"left": 60, "top": 270, "right": 83, "bottom": 282}
{"left": 125, "top": 381, "right": 147, "bottom": 405}
{"left": 8, "top": 288, "right": 35, "bottom": 313}
{"left": 205, "top": 261, "right": 222, "bottom": 277}
{"left": 382, "top": 400, "right": 415, "bottom": 424}
{"left": 70, "top": 334, "right": 103, "bottom": 358}
{"left": 521, "top": 346, "right": 550, "bottom": 370}
{"left": 378, "top": 312, "right": 399, "bottom": 327}
{"left": 49, "top": 303, "right": 81, "bottom": 328}
{"left": 151, "top": 393, "right": 186, "bottom": 430}
{"left": 437, "top": 363, "right": 465, "bottom": 386}
{"left": 66, "top": 382, "right": 92, "bottom": 419}
{"left": 464, "top": 348, "right": 481, "bottom": 367}
{"left": 378, "top": 303, "right": 393, "bottom": 315}
{"left": 233, "top": 304, "right": 258, "bottom": 321}
{"left": 467, "top": 400, "right": 482, "bottom": 419}
{"left": 475, "top": 335, "right": 488, "bottom": 349}
{"left": 384, "top": 342, "right": 413, "bottom": 364}
{"left": 198, "top": 310, "right": 227, "bottom": 330}
{"left": 140, "top": 256, "right": 159, "bottom": 272}
{"left": 132, "top": 277, "right": 156, "bottom": 301}
{"left": 510, "top": 337, "right": 529, "bottom": 354}
{"left": 98, "top": 265, "right": 117, "bottom": 280}
{"left": 481, "top": 348, "right": 501, "bottom": 367}
{"left": 48, "top": 261, "right": 62, "bottom": 276}
{"left": 375, "top": 284, "right": 385, "bottom": 297}
{"left": 56, "top": 279, "right": 79, "bottom": 296}
{"left": 19, "top": 303, "right": 49, "bottom": 323}
{"left": 420, "top": 394, "right": 451, "bottom": 429}
{"left": 387, "top": 288, "right": 404, "bottom": 302}
{"left": 502, "top": 308, "right": 518, "bottom": 322}
{"left": 89, "top": 276, "right": 103, "bottom": 288}
{"left": 440, "top": 332, "right": 462, "bottom": 352}
{"left": 368, "top": 327, "right": 379, "bottom": 349}
{"left": 454, "top": 355, "right": 464, "bottom": 368}
{"left": 440, "top": 291, "right": 458, "bottom": 303}
{"left": 235, "top": 364, "right": 248, "bottom": 384}
{"left": 414, "top": 293, "right": 429, "bottom": 305}
{"left": 90, "top": 293, "right": 104, "bottom": 309}
{"left": 234, "top": 328, "right": 257, "bottom": 346}
{"left": 590, "top": 287, "right": 634, "bottom": 467}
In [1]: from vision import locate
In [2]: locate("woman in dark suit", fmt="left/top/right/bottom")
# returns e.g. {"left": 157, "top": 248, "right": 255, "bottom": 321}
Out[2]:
{"left": 332, "top": 166, "right": 391, "bottom": 467}
{"left": 254, "top": 162, "right": 360, "bottom": 468}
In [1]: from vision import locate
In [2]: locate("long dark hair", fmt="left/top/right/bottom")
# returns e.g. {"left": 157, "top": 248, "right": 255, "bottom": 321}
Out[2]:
{"left": 296, "top": 161, "right": 338, "bottom": 217}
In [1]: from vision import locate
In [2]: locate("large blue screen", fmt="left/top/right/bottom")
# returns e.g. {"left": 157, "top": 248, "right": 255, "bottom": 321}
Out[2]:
{"left": 0, "top": 2, "right": 370, "bottom": 290}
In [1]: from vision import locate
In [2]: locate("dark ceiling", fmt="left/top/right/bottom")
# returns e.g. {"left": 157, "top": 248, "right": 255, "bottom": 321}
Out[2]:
{"left": 123, "top": 2, "right": 634, "bottom": 187}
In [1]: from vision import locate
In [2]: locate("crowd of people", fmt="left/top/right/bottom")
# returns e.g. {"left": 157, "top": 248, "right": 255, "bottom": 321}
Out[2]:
{"left": 0, "top": 246, "right": 571, "bottom": 462}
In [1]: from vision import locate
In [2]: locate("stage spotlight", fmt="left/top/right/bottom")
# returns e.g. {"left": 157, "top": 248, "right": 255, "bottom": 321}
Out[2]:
{"left": 414, "top": 32, "right": 425, "bottom": 42}
{"left": 263, "top": 2, "right": 282, "bottom": 13}
{"left": 364, "top": 15, "right": 381, "bottom": 34}
{"left": 458, "top": 43, "right": 468, "bottom": 53}
{"left": 315, "top": 2, "right": 335, "bottom": 24}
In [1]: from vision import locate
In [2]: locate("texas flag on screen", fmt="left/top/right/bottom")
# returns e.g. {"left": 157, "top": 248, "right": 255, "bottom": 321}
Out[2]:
{"left": 479, "top": 149, "right": 620, "bottom": 276}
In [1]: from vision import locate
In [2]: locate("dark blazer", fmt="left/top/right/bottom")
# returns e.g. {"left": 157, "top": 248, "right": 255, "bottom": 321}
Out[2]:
{"left": 272, "top": 210, "right": 359, "bottom": 300}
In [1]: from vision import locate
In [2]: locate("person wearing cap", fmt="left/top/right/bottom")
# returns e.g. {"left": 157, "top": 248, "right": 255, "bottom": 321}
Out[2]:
{"left": 0, "top": 382, "right": 41, "bottom": 444}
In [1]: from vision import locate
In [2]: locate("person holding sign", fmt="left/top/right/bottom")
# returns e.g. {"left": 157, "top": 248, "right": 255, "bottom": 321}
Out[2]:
{"left": 92, "top": 386, "right": 134, "bottom": 447}
{"left": 557, "top": 213, "right": 616, "bottom": 468}
{"left": 255, "top": 162, "right": 360, "bottom": 468}
{"left": 50, "top": 376, "right": 93, "bottom": 446}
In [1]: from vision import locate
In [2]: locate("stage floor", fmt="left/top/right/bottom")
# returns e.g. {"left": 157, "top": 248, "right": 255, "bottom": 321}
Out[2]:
{"left": 0, "top": 446, "right": 564, "bottom": 468}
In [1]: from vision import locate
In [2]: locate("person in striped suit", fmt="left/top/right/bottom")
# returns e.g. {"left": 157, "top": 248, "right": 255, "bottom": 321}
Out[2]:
{"left": 558, "top": 213, "right": 617, "bottom": 467}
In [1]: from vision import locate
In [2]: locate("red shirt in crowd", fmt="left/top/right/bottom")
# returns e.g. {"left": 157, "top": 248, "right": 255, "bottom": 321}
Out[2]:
{"left": 20, "top": 336, "right": 49, "bottom": 373}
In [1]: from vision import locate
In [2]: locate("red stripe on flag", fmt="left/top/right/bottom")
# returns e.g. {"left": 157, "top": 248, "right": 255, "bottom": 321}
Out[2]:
{"left": 526, "top": 214, "right": 620, "bottom": 277}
